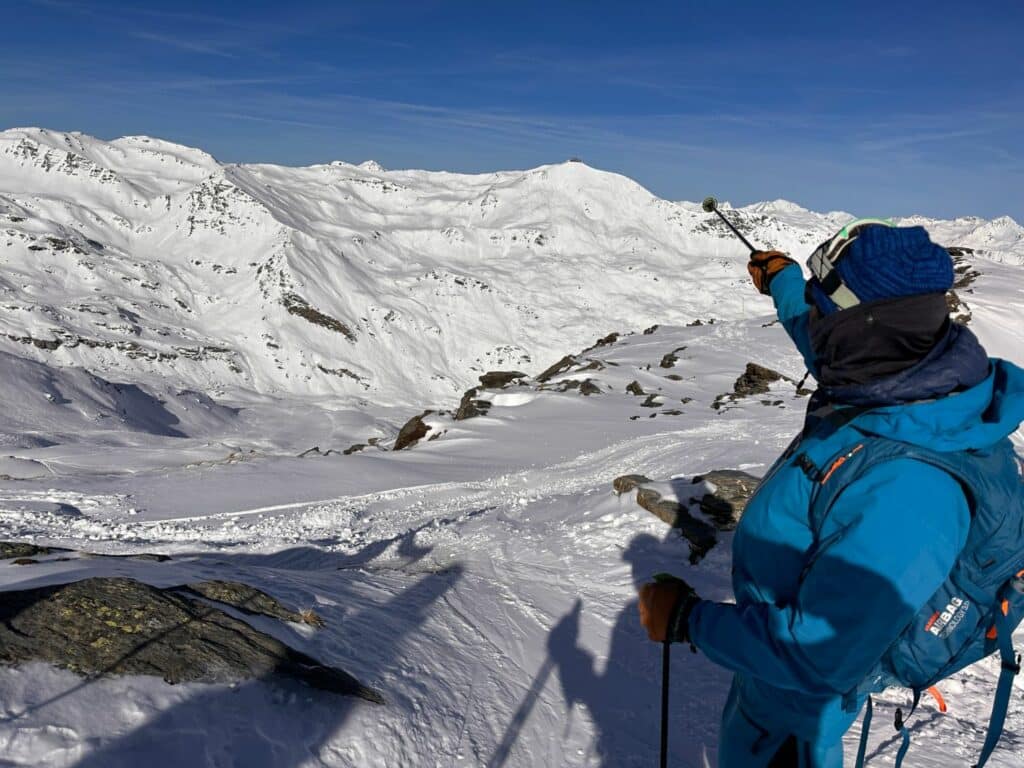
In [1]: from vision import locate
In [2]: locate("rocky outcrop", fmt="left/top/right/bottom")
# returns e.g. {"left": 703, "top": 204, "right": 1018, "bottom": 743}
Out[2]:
{"left": 0, "top": 577, "right": 382, "bottom": 702}
{"left": 393, "top": 411, "right": 433, "bottom": 450}
{"left": 183, "top": 580, "right": 324, "bottom": 627}
{"left": 477, "top": 370, "right": 527, "bottom": 389}
{"left": 712, "top": 362, "right": 803, "bottom": 409}
{"left": 613, "top": 469, "right": 761, "bottom": 562}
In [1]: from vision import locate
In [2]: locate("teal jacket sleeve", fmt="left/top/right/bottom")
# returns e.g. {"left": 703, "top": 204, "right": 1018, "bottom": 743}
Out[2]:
{"left": 687, "top": 459, "right": 970, "bottom": 695}
{"left": 769, "top": 264, "right": 817, "bottom": 375}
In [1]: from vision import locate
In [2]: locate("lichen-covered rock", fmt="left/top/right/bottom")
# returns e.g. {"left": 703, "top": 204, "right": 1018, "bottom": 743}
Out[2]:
{"left": 0, "top": 542, "right": 60, "bottom": 559}
{"left": 183, "top": 580, "right": 324, "bottom": 627}
{"left": 0, "top": 577, "right": 382, "bottom": 702}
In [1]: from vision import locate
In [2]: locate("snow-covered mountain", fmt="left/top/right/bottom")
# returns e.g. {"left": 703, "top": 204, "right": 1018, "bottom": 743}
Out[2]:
{"left": 2, "top": 129, "right": 1023, "bottom": 768}
{"left": 3, "top": 128, "right": 1022, "bottom": 441}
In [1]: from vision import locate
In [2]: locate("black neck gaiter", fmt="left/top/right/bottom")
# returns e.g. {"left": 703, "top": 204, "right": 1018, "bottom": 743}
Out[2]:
{"left": 808, "top": 292, "right": 951, "bottom": 388}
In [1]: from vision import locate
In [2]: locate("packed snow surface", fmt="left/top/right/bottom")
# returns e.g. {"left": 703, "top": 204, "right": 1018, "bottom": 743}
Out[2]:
{"left": 1, "top": 128, "right": 1022, "bottom": 767}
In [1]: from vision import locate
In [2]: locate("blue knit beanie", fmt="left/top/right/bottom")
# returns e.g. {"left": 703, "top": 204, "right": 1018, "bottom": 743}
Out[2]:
{"left": 808, "top": 225, "right": 954, "bottom": 314}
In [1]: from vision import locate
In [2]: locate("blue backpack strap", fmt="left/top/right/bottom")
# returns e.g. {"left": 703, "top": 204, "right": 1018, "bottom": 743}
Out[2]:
{"left": 974, "top": 604, "right": 1021, "bottom": 768}
{"left": 892, "top": 690, "right": 921, "bottom": 768}
{"left": 853, "top": 696, "right": 873, "bottom": 768}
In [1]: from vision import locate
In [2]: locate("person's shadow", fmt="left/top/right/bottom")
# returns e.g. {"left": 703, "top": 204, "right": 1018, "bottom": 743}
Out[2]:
{"left": 542, "top": 533, "right": 731, "bottom": 767}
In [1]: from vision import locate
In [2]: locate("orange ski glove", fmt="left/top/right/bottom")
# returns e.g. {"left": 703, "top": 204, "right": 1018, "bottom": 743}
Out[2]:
{"left": 747, "top": 250, "right": 796, "bottom": 295}
{"left": 638, "top": 576, "right": 699, "bottom": 644}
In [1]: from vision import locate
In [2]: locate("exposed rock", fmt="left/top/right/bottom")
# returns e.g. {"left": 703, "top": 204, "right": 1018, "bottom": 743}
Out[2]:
{"left": 455, "top": 388, "right": 491, "bottom": 420}
{"left": 634, "top": 488, "right": 717, "bottom": 564}
{"left": 343, "top": 443, "right": 367, "bottom": 455}
{"left": 643, "top": 324, "right": 659, "bottom": 335}
{"left": 593, "top": 332, "right": 619, "bottom": 347}
{"left": 733, "top": 362, "right": 786, "bottom": 396}
{"left": 394, "top": 411, "right": 433, "bottom": 451}
{"left": 298, "top": 446, "right": 339, "bottom": 458}
{"left": 0, "top": 577, "right": 380, "bottom": 701}
{"left": 281, "top": 292, "right": 356, "bottom": 342}
{"left": 664, "top": 374, "right": 684, "bottom": 381}
{"left": 536, "top": 355, "right": 577, "bottom": 383}
{"left": 183, "top": 580, "right": 324, "bottom": 627}
{"left": 612, "top": 474, "right": 652, "bottom": 494}
{"left": 613, "top": 469, "right": 761, "bottom": 560}
{"left": 478, "top": 370, "right": 527, "bottom": 389}
{"left": 625, "top": 380, "right": 645, "bottom": 396}
{"left": 660, "top": 347, "right": 686, "bottom": 368}
{"left": 682, "top": 470, "right": 761, "bottom": 530}
{"left": 640, "top": 394, "right": 662, "bottom": 408}
{"left": 1, "top": 542, "right": 58, "bottom": 559}
{"left": 12, "top": 558, "right": 38, "bottom": 566}
{"left": 713, "top": 362, "right": 794, "bottom": 409}
{"left": 579, "top": 380, "right": 601, "bottom": 396}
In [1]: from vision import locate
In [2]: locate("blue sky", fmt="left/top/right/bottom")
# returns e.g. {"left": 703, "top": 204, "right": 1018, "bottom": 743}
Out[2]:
{"left": 3, "top": 0, "right": 1023, "bottom": 219}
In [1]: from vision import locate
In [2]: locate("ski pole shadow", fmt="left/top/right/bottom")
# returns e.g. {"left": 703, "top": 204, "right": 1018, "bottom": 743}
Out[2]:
{"left": 539, "top": 532, "right": 706, "bottom": 768}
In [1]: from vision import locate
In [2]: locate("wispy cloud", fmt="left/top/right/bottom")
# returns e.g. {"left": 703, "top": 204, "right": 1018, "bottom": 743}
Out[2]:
{"left": 131, "top": 31, "right": 240, "bottom": 58}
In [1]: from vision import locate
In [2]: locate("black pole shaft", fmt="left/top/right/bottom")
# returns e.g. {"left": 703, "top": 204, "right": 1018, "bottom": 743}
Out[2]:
{"left": 712, "top": 208, "right": 758, "bottom": 253}
{"left": 660, "top": 639, "right": 670, "bottom": 768}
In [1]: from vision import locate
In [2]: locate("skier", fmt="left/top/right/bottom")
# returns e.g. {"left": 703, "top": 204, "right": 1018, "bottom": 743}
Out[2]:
{"left": 638, "top": 221, "right": 1024, "bottom": 766}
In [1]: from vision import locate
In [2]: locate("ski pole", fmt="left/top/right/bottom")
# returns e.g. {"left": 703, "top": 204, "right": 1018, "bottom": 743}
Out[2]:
{"left": 702, "top": 196, "right": 758, "bottom": 254}
{"left": 661, "top": 638, "right": 671, "bottom": 768}
{"left": 652, "top": 572, "right": 683, "bottom": 768}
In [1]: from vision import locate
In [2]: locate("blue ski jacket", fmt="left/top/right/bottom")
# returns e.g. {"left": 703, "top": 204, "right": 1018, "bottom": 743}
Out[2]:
{"left": 688, "top": 264, "right": 1024, "bottom": 747}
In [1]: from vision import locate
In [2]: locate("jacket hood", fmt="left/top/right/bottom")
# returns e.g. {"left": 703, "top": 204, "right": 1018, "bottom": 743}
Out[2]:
{"left": 855, "top": 358, "right": 1024, "bottom": 451}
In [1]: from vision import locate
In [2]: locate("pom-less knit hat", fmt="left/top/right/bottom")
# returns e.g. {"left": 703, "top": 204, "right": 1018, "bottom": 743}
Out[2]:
{"left": 807, "top": 224, "right": 954, "bottom": 315}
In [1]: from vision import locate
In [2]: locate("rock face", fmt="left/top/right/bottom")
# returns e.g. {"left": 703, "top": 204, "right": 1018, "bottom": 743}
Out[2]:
{"left": 713, "top": 362, "right": 802, "bottom": 409}
{"left": 393, "top": 411, "right": 433, "bottom": 450}
{"left": 613, "top": 468, "right": 761, "bottom": 562}
{"left": 477, "top": 370, "right": 527, "bottom": 389}
{"left": 0, "top": 577, "right": 382, "bottom": 702}
{"left": 183, "top": 580, "right": 325, "bottom": 627}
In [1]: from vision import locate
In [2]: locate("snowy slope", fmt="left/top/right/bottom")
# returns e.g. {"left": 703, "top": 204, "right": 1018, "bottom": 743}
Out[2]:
{"left": 1, "top": 129, "right": 1023, "bottom": 768}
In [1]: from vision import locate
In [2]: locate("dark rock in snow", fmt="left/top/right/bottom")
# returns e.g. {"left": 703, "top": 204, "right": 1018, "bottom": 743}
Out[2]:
{"left": 733, "top": 362, "right": 786, "bottom": 396}
{"left": 713, "top": 362, "right": 794, "bottom": 409}
{"left": 0, "top": 577, "right": 382, "bottom": 702}
{"left": 612, "top": 474, "right": 652, "bottom": 494}
{"left": 182, "top": 580, "right": 324, "bottom": 627}
{"left": 579, "top": 380, "right": 601, "bottom": 396}
{"left": 343, "top": 443, "right": 367, "bottom": 455}
{"left": 1, "top": 542, "right": 61, "bottom": 559}
{"left": 536, "top": 355, "right": 578, "bottom": 383}
{"left": 660, "top": 347, "right": 686, "bottom": 368}
{"left": 478, "top": 370, "right": 527, "bottom": 389}
{"left": 640, "top": 394, "right": 662, "bottom": 408}
{"left": 455, "top": 388, "right": 491, "bottom": 420}
{"left": 625, "top": 380, "right": 645, "bottom": 396}
{"left": 613, "top": 469, "right": 761, "bottom": 561}
{"left": 678, "top": 470, "right": 761, "bottom": 530}
{"left": 394, "top": 411, "right": 433, "bottom": 450}
{"left": 643, "top": 324, "right": 659, "bottom": 335}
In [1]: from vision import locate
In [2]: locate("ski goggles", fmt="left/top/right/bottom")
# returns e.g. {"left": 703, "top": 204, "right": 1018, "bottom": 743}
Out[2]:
{"left": 806, "top": 218, "right": 895, "bottom": 310}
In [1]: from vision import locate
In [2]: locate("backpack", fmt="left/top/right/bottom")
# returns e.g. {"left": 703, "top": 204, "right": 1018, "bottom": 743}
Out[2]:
{"left": 804, "top": 420, "right": 1024, "bottom": 768}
